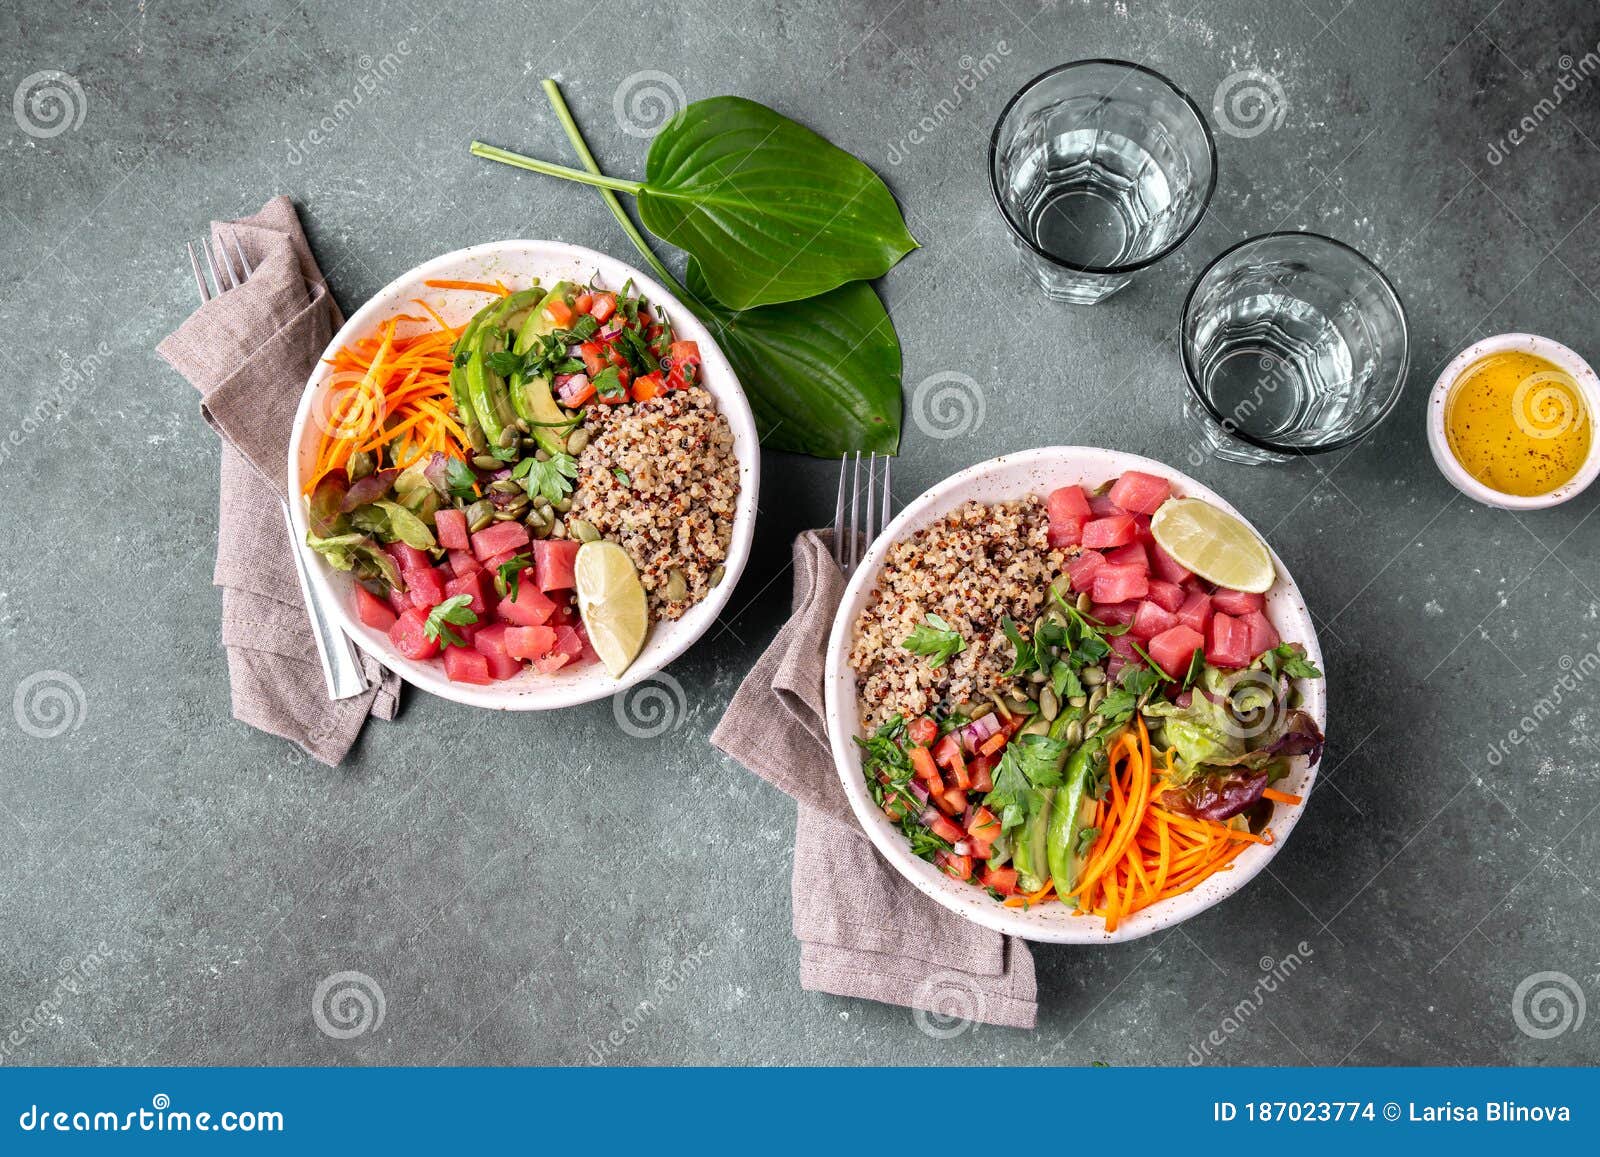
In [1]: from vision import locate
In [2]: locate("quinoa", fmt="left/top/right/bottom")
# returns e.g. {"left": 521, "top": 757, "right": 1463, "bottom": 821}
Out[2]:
{"left": 848, "top": 497, "right": 1067, "bottom": 730}
{"left": 571, "top": 386, "right": 739, "bottom": 619}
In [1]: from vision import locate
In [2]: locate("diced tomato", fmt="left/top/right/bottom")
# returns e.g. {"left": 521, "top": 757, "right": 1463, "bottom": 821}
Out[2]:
{"left": 1092, "top": 600, "right": 1139, "bottom": 625}
{"left": 1082, "top": 514, "right": 1137, "bottom": 549}
{"left": 979, "top": 865, "right": 1020, "bottom": 896}
{"left": 504, "top": 624, "right": 558, "bottom": 661}
{"left": 935, "top": 734, "right": 969, "bottom": 790}
{"left": 497, "top": 577, "right": 557, "bottom": 627}
{"left": 1091, "top": 563, "right": 1149, "bottom": 605}
{"left": 1105, "top": 541, "right": 1149, "bottom": 571}
{"left": 1149, "top": 541, "right": 1193, "bottom": 584}
{"left": 574, "top": 292, "right": 594, "bottom": 315}
{"left": 542, "top": 298, "right": 574, "bottom": 328}
{"left": 1175, "top": 589, "right": 1213, "bottom": 634}
{"left": 407, "top": 566, "right": 446, "bottom": 610}
{"left": 935, "top": 851, "right": 973, "bottom": 881}
{"left": 1130, "top": 600, "right": 1179, "bottom": 640}
{"left": 1146, "top": 579, "right": 1185, "bottom": 613}
{"left": 967, "top": 754, "right": 994, "bottom": 793}
{"left": 631, "top": 373, "right": 666, "bottom": 402}
{"left": 909, "top": 745, "right": 941, "bottom": 785}
{"left": 471, "top": 623, "right": 524, "bottom": 680}
{"left": 1148, "top": 625, "right": 1206, "bottom": 677}
{"left": 354, "top": 585, "right": 398, "bottom": 632}
{"left": 443, "top": 646, "right": 493, "bottom": 685}
{"left": 588, "top": 292, "right": 616, "bottom": 323}
{"left": 532, "top": 651, "right": 571, "bottom": 675}
{"left": 444, "top": 572, "right": 489, "bottom": 616}
{"left": 1108, "top": 470, "right": 1173, "bottom": 515}
{"left": 934, "top": 787, "right": 966, "bottom": 817}
{"left": 579, "top": 342, "right": 607, "bottom": 377}
{"left": 1242, "top": 610, "right": 1281, "bottom": 657}
{"left": 388, "top": 607, "right": 439, "bottom": 660}
{"left": 968, "top": 806, "right": 1001, "bottom": 847}
{"left": 927, "top": 812, "right": 965, "bottom": 843}
{"left": 1212, "top": 588, "right": 1265, "bottom": 615}
{"left": 1207, "top": 612, "right": 1253, "bottom": 668}
{"left": 1067, "top": 549, "right": 1107, "bottom": 593}
{"left": 533, "top": 539, "right": 581, "bottom": 592}
{"left": 1088, "top": 492, "right": 1124, "bottom": 517}
{"left": 907, "top": 716, "right": 939, "bottom": 747}
{"left": 385, "top": 541, "right": 431, "bottom": 577}
{"left": 448, "top": 549, "right": 483, "bottom": 579}
{"left": 606, "top": 346, "right": 629, "bottom": 370}
{"left": 667, "top": 340, "right": 700, "bottom": 372}
{"left": 470, "top": 519, "right": 530, "bottom": 562}
{"left": 434, "top": 508, "right": 470, "bottom": 551}
{"left": 1047, "top": 486, "right": 1091, "bottom": 548}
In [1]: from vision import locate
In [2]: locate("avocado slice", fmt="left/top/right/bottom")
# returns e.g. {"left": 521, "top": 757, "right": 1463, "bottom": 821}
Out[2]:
{"left": 448, "top": 303, "right": 497, "bottom": 453}
{"left": 465, "top": 288, "right": 544, "bottom": 449}
{"left": 509, "top": 281, "right": 580, "bottom": 456}
{"left": 1011, "top": 787, "right": 1055, "bottom": 895}
{"left": 1047, "top": 730, "right": 1106, "bottom": 903}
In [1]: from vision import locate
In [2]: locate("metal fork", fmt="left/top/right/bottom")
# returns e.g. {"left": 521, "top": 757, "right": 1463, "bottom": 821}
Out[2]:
{"left": 187, "top": 229, "right": 372, "bottom": 702}
{"left": 832, "top": 452, "right": 893, "bottom": 577}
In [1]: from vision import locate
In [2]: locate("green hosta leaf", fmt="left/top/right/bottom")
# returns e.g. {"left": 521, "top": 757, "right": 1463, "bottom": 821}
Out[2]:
{"left": 640, "top": 97, "right": 917, "bottom": 310}
{"left": 684, "top": 260, "right": 900, "bottom": 455}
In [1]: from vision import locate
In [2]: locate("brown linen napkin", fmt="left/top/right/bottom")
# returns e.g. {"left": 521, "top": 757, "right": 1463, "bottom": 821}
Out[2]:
{"left": 711, "top": 531, "right": 1037, "bottom": 1029}
{"left": 157, "top": 197, "right": 399, "bottom": 765}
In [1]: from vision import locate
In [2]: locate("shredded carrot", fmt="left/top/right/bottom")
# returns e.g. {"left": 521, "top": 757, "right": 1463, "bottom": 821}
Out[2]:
{"left": 1002, "top": 882, "right": 1056, "bottom": 909}
{"left": 1263, "top": 787, "right": 1302, "bottom": 805}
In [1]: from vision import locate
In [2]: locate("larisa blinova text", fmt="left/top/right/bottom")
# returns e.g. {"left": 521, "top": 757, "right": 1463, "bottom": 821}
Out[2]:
{"left": 1409, "top": 1102, "right": 1571, "bottom": 1122}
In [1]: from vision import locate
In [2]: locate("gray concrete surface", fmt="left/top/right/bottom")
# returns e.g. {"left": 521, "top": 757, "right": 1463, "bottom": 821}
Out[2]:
{"left": 2, "top": 0, "right": 1598, "bottom": 1066}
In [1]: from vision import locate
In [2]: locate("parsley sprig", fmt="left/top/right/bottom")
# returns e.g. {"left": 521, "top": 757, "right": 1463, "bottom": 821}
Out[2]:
{"left": 423, "top": 594, "right": 479, "bottom": 649}
{"left": 901, "top": 614, "right": 965, "bottom": 668}
{"left": 511, "top": 451, "right": 579, "bottom": 505}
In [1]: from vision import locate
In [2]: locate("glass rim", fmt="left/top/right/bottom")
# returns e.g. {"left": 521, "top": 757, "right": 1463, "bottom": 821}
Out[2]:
{"left": 986, "top": 59, "right": 1219, "bottom": 277}
{"left": 1179, "top": 230, "right": 1411, "bottom": 457}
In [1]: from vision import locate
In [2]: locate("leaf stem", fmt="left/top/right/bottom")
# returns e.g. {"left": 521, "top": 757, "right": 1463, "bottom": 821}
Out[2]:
{"left": 538, "top": 80, "right": 691, "bottom": 301}
{"left": 468, "top": 141, "right": 645, "bottom": 195}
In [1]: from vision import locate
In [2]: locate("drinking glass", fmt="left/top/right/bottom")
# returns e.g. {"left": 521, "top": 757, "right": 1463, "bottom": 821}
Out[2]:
{"left": 1181, "top": 232, "right": 1409, "bottom": 464}
{"left": 988, "top": 60, "right": 1217, "bottom": 304}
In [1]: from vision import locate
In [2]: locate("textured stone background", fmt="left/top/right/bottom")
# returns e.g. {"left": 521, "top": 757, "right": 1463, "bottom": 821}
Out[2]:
{"left": 1, "top": 0, "right": 1598, "bottom": 1065}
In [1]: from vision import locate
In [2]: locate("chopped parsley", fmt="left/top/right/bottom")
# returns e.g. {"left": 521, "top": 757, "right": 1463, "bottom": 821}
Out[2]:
{"left": 901, "top": 614, "right": 965, "bottom": 668}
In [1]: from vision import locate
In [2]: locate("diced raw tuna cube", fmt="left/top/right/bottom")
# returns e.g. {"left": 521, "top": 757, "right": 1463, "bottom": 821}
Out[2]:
{"left": 1207, "top": 612, "right": 1252, "bottom": 668}
{"left": 448, "top": 549, "right": 483, "bottom": 579}
{"left": 1105, "top": 542, "right": 1149, "bottom": 570}
{"left": 1148, "top": 625, "right": 1206, "bottom": 677}
{"left": 406, "top": 567, "right": 446, "bottom": 610}
{"left": 354, "top": 585, "right": 398, "bottom": 633}
{"left": 471, "top": 519, "right": 531, "bottom": 562}
{"left": 1146, "top": 579, "right": 1185, "bottom": 613}
{"left": 388, "top": 607, "right": 439, "bottom": 661}
{"left": 1130, "top": 600, "right": 1179, "bottom": 640}
{"left": 1067, "top": 549, "right": 1107, "bottom": 592}
{"left": 1082, "top": 514, "right": 1137, "bottom": 549}
{"left": 1108, "top": 470, "right": 1173, "bottom": 515}
{"left": 471, "top": 623, "right": 524, "bottom": 680}
{"left": 481, "top": 549, "right": 522, "bottom": 575}
{"left": 1088, "top": 492, "right": 1124, "bottom": 518}
{"left": 497, "top": 576, "right": 557, "bottom": 627}
{"left": 504, "top": 625, "right": 559, "bottom": 661}
{"left": 385, "top": 541, "right": 431, "bottom": 577}
{"left": 1091, "top": 563, "right": 1149, "bottom": 604}
{"left": 534, "top": 540, "right": 582, "bottom": 592}
{"left": 1242, "top": 610, "right": 1281, "bottom": 657}
{"left": 1106, "top": 655, "right": 1126, "bottom": 682}
{"left": 443, "top": 646, "right": 493, "bottom": 685}
{"left": 384, "top": 586, "right": 410, "bottom": 618}
{"left": 1047, "top": 487, "right": 1091, "bottom": 548}
{"left": 1092, "top": 600, "right": 1139, "bottom": 625}
{"left": 1047, "top": 517, "right": 1083, "bottom": 550}
{"left": 1108, "top": 633, "right": 1140, "bottom": 661}
{"left": 435, "top": 508, "right": 470, "bottom": 551}
{"left": 532, "top": 651, "right": 571, "bottom": 675}
{"left": 1175, "top": 590, "right": 1213, "bottom": 633}
{"left": 552, "top": 625, "right": 587, "bottom": 661}
{"left": 1149, "top": 541, "right": 1193, "bottom": 584}
{"left": 1212, "top": 587, "right": 1265, "bottom": 615}
{"left": 550, "top": 600, "right": 579, "bottom": 627}
{"left": 444, "top": 572, "right": 489, "bottom": 616}
{"left": 573, "top": 622, "right": 600, "bottom": 666}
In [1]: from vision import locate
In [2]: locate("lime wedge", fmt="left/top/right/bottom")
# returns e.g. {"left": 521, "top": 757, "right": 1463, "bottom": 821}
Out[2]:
{"left": 1149, "top": 498, "right": 1275, "bottom": 593}
{"left": 574, "top": 541, "right": 650, "bottom": 677}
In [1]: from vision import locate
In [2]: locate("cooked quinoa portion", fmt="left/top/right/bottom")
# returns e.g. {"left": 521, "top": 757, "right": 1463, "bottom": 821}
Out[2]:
{"left": 571, "top": 386, "right": 739, "bottom": 619}
{"left": 849, "top": 497, "right": 1066, "bottom": 730}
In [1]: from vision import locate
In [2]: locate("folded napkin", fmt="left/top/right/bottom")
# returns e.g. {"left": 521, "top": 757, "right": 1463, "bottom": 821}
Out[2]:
{"left": 712, "top": 531, "right": 1037, "bottom": 1029}
{"left": 157, "top": 197, "right": 399, "bottom": 765}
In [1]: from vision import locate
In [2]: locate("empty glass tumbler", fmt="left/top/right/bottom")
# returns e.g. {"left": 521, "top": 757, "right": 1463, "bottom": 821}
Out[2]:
{"left": 1181, "top": 232, "right": 1409, "bottom": 464}
{"left": 989, "top": 60, "right": 1217, "bottom": 304}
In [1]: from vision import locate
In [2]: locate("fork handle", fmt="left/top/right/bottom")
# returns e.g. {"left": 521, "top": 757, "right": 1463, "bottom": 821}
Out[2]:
{"left": 280, "top": 500, "right": 372, "bottom": 701}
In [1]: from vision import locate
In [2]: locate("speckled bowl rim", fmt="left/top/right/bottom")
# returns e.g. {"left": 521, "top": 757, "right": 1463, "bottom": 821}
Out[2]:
{"left": 1425, "top": 332, "right": 1600, "bottom": 511}
{"left": 823, "top": 447, "right": 1326, "bottom": 944}
{"left": 286, "top": 240, "right": 760, "bottom": 711}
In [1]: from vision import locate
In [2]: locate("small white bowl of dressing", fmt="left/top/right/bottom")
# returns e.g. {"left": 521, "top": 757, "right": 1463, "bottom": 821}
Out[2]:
{"left": 1426, "top": 333, "right": 1600, "bottom": 510}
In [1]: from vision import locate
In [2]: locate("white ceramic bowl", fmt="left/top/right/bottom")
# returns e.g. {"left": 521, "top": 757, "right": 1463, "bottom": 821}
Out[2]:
{"left": 287, "top": 240, "right": 760, "bottom": 711}
{"left": 1426, "top": 332, "right": 1600, "bottom": 510}
{"left": 824, "top": 447, "right": 1326, "bottom": 944}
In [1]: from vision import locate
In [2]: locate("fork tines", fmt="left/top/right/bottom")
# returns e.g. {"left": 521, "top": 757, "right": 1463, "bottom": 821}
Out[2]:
{"left": 184, "top": 227, "right": 254, "bottom": 304}
{"left": 833, "top": 451, "right": 893, "bottom": 577}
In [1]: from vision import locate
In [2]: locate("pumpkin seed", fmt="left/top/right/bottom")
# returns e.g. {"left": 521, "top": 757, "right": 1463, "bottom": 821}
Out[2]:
{"left": 964, "top": 702, "right": 993, "bottom": 721}
{"left": 566, "top": 428, "right": 591, "bottom": 455}
{"left": 346, "top": 450, "right": 374, "bottom": 482}
{"left": 1040, "top": 686, "right": 1060, "bottom": 721}
{"left": 529, "top": 516, "right": 553, "bottom": 539}
{"left": 548, "top": 520, "right": 567, "bottom": 539}
{"left": 535, "top": 448, "right": 550, "bottom": 462}
{"left": 1021, "top": 716, "right": 1051, "bottom": 737}
{"left": 1050, "top": 576, "right": 1072, "bottom": 602}
{"left": 491, "top": 509, "right": 522, "bottom": 522}
{"left": 1068, "top": 694, "right": 1087, "bottom": 709}
{"left": 515, "top": 418, "right": 530, "bottom": 434}
{"left": 1076, "top": 591, "right": 1093, "bottom": 613}
{"left": 472, "top": 455, "right": 502, "bottom": 471}
{"left": 709, "top": 565, "right": 726, "bottom": 588}
{"left": 525, "top": 506, "right": 549, "bottom": 530}
{"left": 497, "top": 425, "right": 518, "bottom": 449}
{"left": 553, "top": 496, "right": 574, "bottom": 514}
{"left": 568, "top": 518, "right": 600, "bottom": 544}
{"left": 466, "top": 499, "right": 495, "bottom": 533}
{"left": 989, "top": 694, "right": 1013, "bottom": 721}
{"left": 1080, "top": 665, "right": 1106, "bottom": 686}
{"left": 488, "top": 478, "right": 522, "bottom": 496}
{"left": 664, "top": 569, "right": 688, "bottom": 602}
{"left": 1088, "top": 686, "right": 1106, "bottom": 713}
{"left": 1064, "top": 719, "right": 1084, "bottom": 748}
